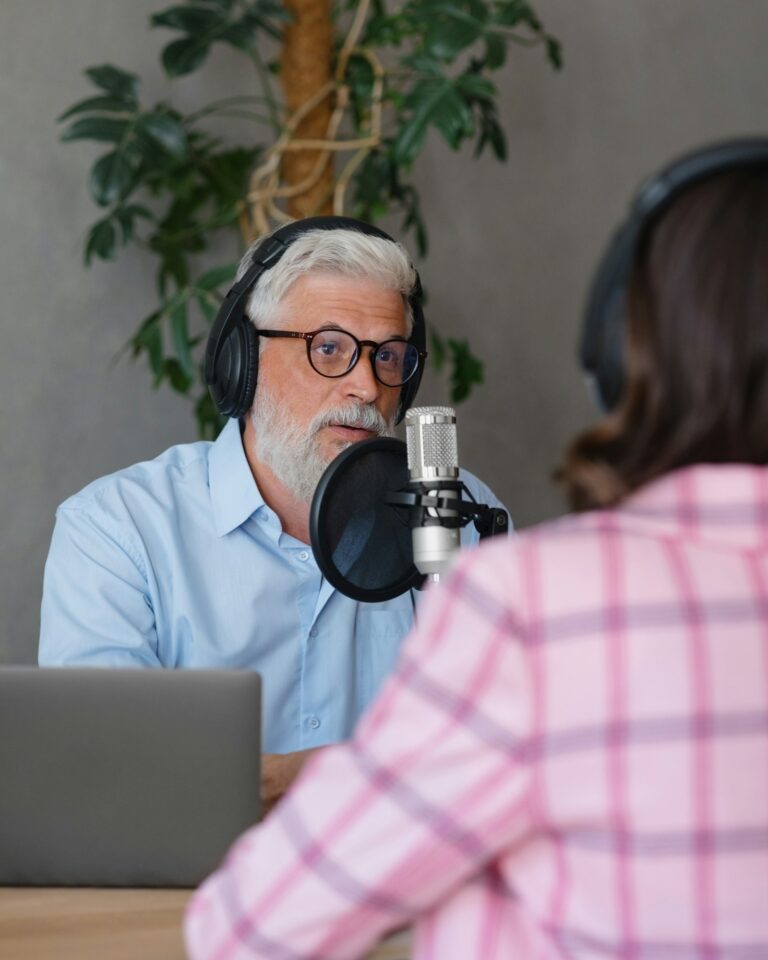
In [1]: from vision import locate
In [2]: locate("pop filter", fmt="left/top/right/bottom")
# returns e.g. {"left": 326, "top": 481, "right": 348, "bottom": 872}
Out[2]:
{"left": 310, "top": 437, "right": 423, "bottom": 603}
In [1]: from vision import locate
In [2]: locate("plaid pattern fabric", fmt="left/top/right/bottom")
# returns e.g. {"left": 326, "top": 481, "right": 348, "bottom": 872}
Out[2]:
{"left": 185, "top": 464, "right": 768, "bottom": 960}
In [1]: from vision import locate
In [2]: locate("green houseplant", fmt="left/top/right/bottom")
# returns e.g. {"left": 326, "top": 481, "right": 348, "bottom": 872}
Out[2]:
{"left": 59, "top": 0, "right": 560, "bottom": 437}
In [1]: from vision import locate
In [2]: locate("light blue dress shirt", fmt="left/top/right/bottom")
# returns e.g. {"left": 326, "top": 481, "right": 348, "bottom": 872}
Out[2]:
{"left": 40, "top": 419, "right": 508, "bottom": 752}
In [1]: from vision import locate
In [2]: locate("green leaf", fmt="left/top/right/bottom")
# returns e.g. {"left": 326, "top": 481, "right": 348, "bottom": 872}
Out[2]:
{"left": 393, "top": 91, "right": 437, "bottom": 164}
{"left": 114, "top": 203, "right": 154, "bottom": 243}
{"left": 58, "top": 96, "right": 136, "bottom": 122}
{"left": 219, "top": 7, "right": 285, "bottom": 47}
{"left": 84, "top": 65, "right": 139, "bottom": 99}
{"left": 429, "top": 328, "right": 446, "bottom": 372}
{"left": 115, "top": 208, "right": 134, "bottom": 244}
{"left": 456, "top": 73, "right": 496, "bottom": 100}
{"left": 60, "top": 116, "right": 130, "bottom": 144}
{"left": 546, "top": 36, "right": 563, "bottom": 70}
{"left": 84, "top": 217, "right": 118, "bottom": 264}
{"left": 196, "top": 291, "right": 220, "bottom": 324}
{"left": 447, "top": 337, "right": 484, "bottom": 402}
{"left": 425, "top": 21, "right": 480, "bottom": 61}
{"left": 364, "top": 10, "right": 411, "bottom": 46}
{"left": 399, "top": 184, "right": 429, "bottom": 256}
{"left": 165, "top": 358, "right": 194, "bottom": 393}
{"left": 424, "top": 11, "right": 485, "bottom": 61}
{"left": 133, "top": 312, "right": 165, "bottom": 383}
{"left": 201, "top": 147, "right": 261, "bottom": 205}
{"left": 345, "top": 54, "right": 376, "bottom": 129}
{"left": 195, "top": 262, "right": 237, "bottom": 291}
{"left": 161, "top": 35, "right": 212, "bottom": 76}
{"left": 136, "top": 113, "right": 187, "bottom": 156}
{"left": 241, "top": 1, "right": 291, "bottom": 28}
{"left": 475, "top": 100, "right": 507, "bottom": 159}
{"left": 483, "top": 32, "right": 506, "bottom": 69}
{"left": 400, "top": 52, "right": 443, "bottom": 76}
{"left": 394, "top": 78, "right": 474, "bottom": 164}
{"left": 89, "top": 151, "right": 134, "bottom": 206}
{"left": 151, "top": 5, "right": 226, "bottom": 33}
{"left": 491, "top": 0, "right": 536, "bottom": 28}
{"left": 123, "top": 203, "right": 154, "bottom": 221}
{"left": 154, "top": 246, "right": 190, "bottom": 296}
{"left": 168, "top": 296, "right": 195, "bottom": 378}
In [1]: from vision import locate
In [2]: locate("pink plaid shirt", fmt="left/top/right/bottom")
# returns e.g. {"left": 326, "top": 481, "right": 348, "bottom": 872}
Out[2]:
{"left": 185, "top": 464, "right": 768, "bottom": 960}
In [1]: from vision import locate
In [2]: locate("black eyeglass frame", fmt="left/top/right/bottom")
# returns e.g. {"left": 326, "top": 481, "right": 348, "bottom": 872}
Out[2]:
{"left": 258, "top": 327, "right": 428, "bottom": 387}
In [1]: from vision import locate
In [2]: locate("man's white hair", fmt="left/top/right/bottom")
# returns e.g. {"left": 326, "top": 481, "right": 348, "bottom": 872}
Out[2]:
{"left": 235, "top": 228, "right": 416, "bottom": 335}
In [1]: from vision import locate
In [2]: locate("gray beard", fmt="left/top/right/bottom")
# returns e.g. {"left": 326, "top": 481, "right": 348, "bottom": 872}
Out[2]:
{"left": 250, "top": 388, "right": 395, "bottom": 504}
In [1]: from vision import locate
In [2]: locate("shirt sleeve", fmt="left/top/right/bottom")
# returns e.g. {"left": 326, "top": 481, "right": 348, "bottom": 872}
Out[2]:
{"left": 184, "top": 541, "right": 533, "bottom": 960}
{"left": 39, "top": 504, "right": 161, "bottom": 667}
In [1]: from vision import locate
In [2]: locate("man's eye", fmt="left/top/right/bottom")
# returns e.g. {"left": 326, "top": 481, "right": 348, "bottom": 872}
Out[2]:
{"left": 317, "top": 342, "right": 338, "bottom": 356}
{"left": 377, "top": 345, "right": 403, "bottom": 366}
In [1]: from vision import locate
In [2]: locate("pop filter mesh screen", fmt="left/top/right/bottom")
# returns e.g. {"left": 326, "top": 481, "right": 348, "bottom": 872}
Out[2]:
{"left": 311, "top": 439, "right": 419, "bottom": 600}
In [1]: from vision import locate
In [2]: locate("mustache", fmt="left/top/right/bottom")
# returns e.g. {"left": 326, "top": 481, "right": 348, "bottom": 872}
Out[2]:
{"left": 311, "top": 402, "right": 393, "bottom": 436}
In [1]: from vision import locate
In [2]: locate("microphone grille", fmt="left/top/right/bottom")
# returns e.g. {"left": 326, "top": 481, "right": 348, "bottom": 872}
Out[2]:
{"left": 405, "top": 406, "right": 458, "bottom": 478}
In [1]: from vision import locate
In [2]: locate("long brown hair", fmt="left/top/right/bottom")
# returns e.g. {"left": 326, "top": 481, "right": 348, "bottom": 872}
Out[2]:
{"left": 559, "top": 167, "right": 768, "bottom": 511}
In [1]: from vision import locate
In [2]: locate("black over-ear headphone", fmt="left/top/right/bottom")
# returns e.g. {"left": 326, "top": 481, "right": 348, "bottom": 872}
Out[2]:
{"left": 204, "top": 216, "right": 426, "bottom": 423}
{"left": 580, "top": 137, "right": 768, "bottom": 411}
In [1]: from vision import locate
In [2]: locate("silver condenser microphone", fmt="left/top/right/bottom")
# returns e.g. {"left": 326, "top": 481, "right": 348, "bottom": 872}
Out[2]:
{"left": 405, "top": 406, "right": 462, "bottom": 580}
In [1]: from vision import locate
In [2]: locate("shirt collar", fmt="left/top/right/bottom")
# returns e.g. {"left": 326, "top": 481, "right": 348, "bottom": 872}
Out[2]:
{"left": 208, "top": 419, "right": 265, "bottom": 536}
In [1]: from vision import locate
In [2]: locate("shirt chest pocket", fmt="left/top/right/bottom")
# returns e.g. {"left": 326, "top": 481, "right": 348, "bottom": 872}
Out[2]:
{"left": 355, "top": 607, "right": 412, "bottom": 714}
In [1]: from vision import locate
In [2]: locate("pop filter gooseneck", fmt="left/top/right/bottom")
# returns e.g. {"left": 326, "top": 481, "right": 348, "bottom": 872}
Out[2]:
{"left": 309, "top": 438, "right": 424, "bottom": 603}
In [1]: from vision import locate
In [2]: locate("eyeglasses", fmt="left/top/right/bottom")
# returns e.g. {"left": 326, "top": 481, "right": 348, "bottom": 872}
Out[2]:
{"left": 258, "top": 327, "right": 427, "bottom": 387}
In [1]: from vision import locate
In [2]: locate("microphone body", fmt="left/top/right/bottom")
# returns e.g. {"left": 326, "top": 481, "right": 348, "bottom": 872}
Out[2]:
{"left": 405, "top": 406, "right": 462, "bottom": 579}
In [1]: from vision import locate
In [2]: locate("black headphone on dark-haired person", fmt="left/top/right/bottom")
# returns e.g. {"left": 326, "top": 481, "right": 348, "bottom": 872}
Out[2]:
{"left": 204, "top": 216, "right": 427, "bottom": 423}
{"left": 580, "top": 137, "right": 768, "bottom": 412}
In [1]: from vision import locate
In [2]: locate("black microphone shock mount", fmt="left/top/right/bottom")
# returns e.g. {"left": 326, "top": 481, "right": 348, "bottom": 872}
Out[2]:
{"left": 385, "top": 483, "right": 509, "bottom": 540}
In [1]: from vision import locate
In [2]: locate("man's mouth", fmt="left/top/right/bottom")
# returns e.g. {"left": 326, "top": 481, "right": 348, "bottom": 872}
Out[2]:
{"left": 326, "top": 423, "right": 377, "bottom": 442}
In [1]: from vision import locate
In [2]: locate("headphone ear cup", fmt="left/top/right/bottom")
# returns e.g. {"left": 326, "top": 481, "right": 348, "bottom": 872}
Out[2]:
{"left": 580, "top": 223, "right": 635, "bottom": 411}
{"left": 235, "top": 320, "right": 259, "bottom": 419}
{"left": 580, "top": 138, "right": 768, "bottom": 414}
{"left": 208, "top": 319, "right": 259, "bottom": 419}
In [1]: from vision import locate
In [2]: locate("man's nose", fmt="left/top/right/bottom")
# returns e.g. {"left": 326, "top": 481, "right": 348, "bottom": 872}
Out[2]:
{"left": 341, "top": 348, "right": 380, "bottom": 404}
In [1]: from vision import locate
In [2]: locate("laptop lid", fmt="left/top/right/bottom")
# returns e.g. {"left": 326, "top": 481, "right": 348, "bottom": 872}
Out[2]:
{"left": 0, "top": 667, "right": 261, "bottom": 888}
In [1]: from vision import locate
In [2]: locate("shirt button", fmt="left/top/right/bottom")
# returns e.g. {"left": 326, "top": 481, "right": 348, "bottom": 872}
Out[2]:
{"left": 307, "top": 715, "right": 321, "bottom": 730}
{"left": 309, "top": 628, "right": 318, "bottom": 638}
{"left": 298, "top": 550, "right": 310, "bottom": 561}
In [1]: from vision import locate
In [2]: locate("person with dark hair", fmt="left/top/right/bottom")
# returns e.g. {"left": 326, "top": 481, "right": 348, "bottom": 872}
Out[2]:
{"left": 184, "top": 143, "right": 768, "bottom": 960}
{"left": 566, "top": 153, "right": 768, "bottom": 509}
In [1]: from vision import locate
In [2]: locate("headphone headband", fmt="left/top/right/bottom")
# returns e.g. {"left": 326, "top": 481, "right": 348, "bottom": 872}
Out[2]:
{"left": 204, "top": 216, "right": 426, "bottom": 422}
{"left": 580, "top": 137, "right": 768, "bottom": 411}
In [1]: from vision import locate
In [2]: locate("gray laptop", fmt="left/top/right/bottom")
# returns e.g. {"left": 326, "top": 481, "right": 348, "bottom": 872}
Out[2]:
{"left": 0, "top": 667, "right": 261, "bottom": 887}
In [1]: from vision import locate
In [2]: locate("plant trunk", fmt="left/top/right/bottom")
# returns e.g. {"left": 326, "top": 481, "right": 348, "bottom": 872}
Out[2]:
{"left": 280, "top": 0, "right": 335, "bottom": 218}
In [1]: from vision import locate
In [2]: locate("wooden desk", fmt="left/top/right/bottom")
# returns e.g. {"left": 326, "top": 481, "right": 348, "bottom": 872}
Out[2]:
{"left": 0, "top": 888, "right": 411, "bottom": 960}
{"left": 0, "top": 888, "right": 189, "bottom": 960}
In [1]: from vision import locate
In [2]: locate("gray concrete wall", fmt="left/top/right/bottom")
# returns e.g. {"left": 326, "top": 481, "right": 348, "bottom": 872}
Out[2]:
{"left": 2, "top": 1, "right": 767, "bottom": 663}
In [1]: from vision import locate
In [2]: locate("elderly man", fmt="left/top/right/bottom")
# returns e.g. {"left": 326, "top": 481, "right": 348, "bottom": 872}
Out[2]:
{"left": 39, "top": 217, "right": 507, "bottom": 805}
